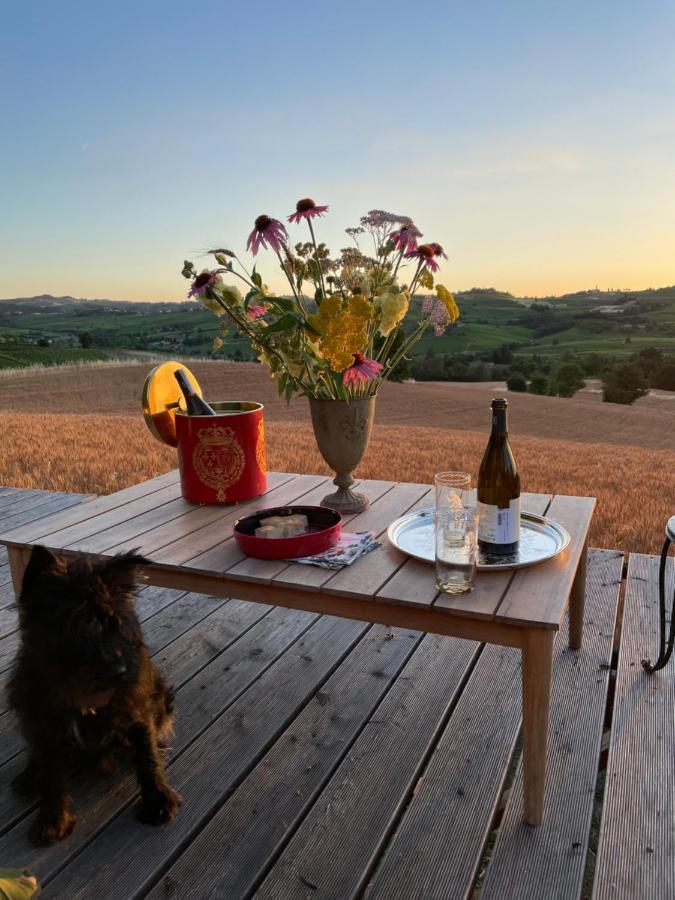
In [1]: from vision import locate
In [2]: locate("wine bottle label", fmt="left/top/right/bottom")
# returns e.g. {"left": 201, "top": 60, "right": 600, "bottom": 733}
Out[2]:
{"left": 478, "top": 498, "right": 521, "bottom": 544}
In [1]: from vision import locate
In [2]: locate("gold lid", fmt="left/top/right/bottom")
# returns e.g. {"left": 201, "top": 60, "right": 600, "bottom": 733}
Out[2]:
{"left": 141, "top": 361, "right": 202, "bottom": 447}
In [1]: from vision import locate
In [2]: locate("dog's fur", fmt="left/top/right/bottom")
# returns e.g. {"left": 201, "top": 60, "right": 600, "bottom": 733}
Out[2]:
{"left": 8, "top": 546, "right": 181, "bottom": 844}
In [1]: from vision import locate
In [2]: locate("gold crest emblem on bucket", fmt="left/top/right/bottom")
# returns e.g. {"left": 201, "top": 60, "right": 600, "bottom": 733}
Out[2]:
{"left": 192, "top": 426, "right": 245, "bottom": 501}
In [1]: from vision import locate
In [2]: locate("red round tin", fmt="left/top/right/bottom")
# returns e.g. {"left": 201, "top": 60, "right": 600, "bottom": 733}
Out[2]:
{"left": 175, "top": 401, "right": 267, "bottom": 504}
{"left": 234, "top": 506, "right": 342, "bottom": 559}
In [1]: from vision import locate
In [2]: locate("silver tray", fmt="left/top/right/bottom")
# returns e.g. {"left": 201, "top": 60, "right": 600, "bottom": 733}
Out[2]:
{"left": 387, "top": 508, "right": 571, "bottom": 571}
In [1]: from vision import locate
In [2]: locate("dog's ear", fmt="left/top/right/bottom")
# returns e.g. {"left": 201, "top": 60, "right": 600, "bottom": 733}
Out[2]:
{"left": 21, "top": 545, "right": 62, "bottom": 586}
{"left": 19, "top": 545, "right": 65, "bottom": 598}
{"left": 102, "top": 551, "right": 150, "bottom": 592}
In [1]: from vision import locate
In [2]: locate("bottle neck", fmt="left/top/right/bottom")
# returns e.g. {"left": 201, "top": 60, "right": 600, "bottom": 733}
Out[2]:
{"left": 491, "top": 408, "right": 508, "bottom": 436}
{"left": 175, "top": 372, "right": 195, "bottom": 397}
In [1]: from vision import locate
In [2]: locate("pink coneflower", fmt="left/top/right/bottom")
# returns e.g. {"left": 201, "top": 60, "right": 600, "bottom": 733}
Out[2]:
{"left": 188, "top": 268, "right": 226, "bottom": 298}
{"left": 405, "top": 244, "right": 440, "bottom": 272}
{"left": 246, "top": 215, "right": 288, "bottom": 256}
{"left": 288, "top": 198, "right": 329, "bottom": 224}
{"left": 247, "top": 304, "right": 266, "bottom": 320}
{"left": 429, "top": 242, "right": 448, "bottom": 259}
{"left": 390, "top": 224, "right": 422, "bottom": 253}
{"left": 343, "top": 352, "right": 384, "bottom": 387}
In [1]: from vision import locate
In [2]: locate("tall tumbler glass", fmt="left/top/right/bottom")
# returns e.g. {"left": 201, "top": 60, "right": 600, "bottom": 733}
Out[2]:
{"left": 434, "top": 471, "right": 477, "bottom": 594}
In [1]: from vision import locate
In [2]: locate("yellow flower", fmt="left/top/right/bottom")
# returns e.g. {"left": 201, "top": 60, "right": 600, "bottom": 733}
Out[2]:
{"left": 314, "top": 295, "right": 370, "bottom": 371}
{"left": 212, "top": 336, "right": 224, "bottom": 350}
{"left": 349, "top": 294, "right": 373, "bottom": 320}
{"left": 419, "top": 267, "right": 435, "bottom": 290}
{"left": 436, "top": 285, "right": 460, "bottom": 323}
{"left": 378, "top": 289, "right": 410, "bottom": 336}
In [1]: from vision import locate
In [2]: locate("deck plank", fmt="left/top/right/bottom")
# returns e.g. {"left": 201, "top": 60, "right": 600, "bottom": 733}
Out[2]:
{"left": 147, "top": 625, "right": 435, "bottom": 900}
{"left": 592, "top": 554, "right": 675, "bottom": 900}
{"left": 480, "top": 548, "right": 623, "bottom": 900}
{"left": 251, "top": 630, "right": 480, "bottom": 900}
{"left": 362, "top": 642, "right": 523, "bottom": 900}
{"left": 0, "top": 470, "right": 180, "bottom": 545}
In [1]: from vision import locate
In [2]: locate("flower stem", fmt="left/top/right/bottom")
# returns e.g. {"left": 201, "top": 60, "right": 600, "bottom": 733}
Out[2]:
{"left": 379, "top": 321, "right": 429, "bottom": 382}
{"left": 275, "top": 249, "right": 310, "bottom": 317}
{"left": 307, "top": 218, "right": 327, "bottom": 300}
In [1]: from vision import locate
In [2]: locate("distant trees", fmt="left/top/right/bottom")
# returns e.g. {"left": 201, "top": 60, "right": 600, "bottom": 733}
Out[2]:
{"left": 528, "top": 372, "right": 549, "bottom": 395}
{"left": 633, "top": 347, "right": 664, "bottom": 382}
{"left": 78, "top": 331, "right": 94, "bottom": 348}
{"left": 653, "top": 362, "right": 675, "bottom": 391}
{"left": 506, "top": 372, "right": 527, "bottom": 392}
{"left": 552, "top": 362, "right": 585, "bottom": 398}
{"left": 602, "top": 362, "right": 649, "bottom": 405}
{"left": 491, "top": 344, "right": 513, "bottom": 365}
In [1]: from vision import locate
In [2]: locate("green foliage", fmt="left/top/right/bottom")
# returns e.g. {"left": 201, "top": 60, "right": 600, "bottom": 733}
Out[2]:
{"left": 653, "top": 362, "right": 675, "bottom": 391}
{"left": 0, "top": 346, "right": 107, "bottom": 370}
{"left": 552, "top": 362, "right": 585, "bottom": 398}
{"left": 528, "top": 371, "right": 549, "bottom": 395}
{"left": 507, "top": 372, "right": 528, "bottom": 392}
{"left": 79, "top": 331, "right": 94, "bottom": 348}
{"left": 373, "top": 331, "right": 410, "bottom": 381}
{"left": 602, "top": 362, "right": 650, "bottom": 405}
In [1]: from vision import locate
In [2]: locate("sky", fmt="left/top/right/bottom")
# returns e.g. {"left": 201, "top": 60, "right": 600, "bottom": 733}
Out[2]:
{"left": 2, "top": 0, "right": 674, "bottom": 301}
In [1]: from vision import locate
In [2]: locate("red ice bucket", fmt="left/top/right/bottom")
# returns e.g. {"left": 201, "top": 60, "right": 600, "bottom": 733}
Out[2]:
{"left": 175, "top": 401, "right": 267, "bottom": 504}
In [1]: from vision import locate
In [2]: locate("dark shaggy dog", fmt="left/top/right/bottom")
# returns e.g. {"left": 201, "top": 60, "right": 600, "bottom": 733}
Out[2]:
{"left": 8, "top": 546, "right": 181, "bottom": 844}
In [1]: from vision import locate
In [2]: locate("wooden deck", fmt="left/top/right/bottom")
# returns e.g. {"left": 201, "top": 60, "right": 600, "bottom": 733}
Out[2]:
{"left": 0, "top": 487, "right": 671, "bottom": 899}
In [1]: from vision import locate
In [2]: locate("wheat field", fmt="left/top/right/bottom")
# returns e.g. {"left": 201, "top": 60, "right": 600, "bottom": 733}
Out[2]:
{"left": 0, "top": 360, "right": 673, "bottom": 448}
{"left": 0, "top": 404, "right": 672, "bottom": 553}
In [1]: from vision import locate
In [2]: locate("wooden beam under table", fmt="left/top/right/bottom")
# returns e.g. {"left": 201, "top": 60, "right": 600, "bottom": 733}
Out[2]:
{"left": 136, "top": 560, "right": 528, "bottom": 649}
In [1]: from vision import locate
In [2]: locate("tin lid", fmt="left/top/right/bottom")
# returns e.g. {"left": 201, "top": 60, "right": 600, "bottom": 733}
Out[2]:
{"left": 141, "top": 361, "right": 203, "bottom": 447}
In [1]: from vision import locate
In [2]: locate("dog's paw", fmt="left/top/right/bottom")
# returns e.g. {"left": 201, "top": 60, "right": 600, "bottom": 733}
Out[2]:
{"left": 138, "top": 784, "right": 182, "bottom": 825}
{"left": 32, "top": 810, "right": 76, "bottom": 845}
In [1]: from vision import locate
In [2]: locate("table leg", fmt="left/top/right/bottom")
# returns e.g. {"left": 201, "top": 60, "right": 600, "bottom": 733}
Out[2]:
{"left": 569, "top": 538, "right": 589, "bottom": 650}
{"left": 8, "top": 546, "right": 31, "bottom": 597}
{"left": 522, "top": 628, "right": 555, "bottom": 826}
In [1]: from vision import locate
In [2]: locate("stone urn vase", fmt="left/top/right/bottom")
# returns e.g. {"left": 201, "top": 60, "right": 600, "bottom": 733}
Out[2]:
{"left": 308, "top": 395, "right": 377, "bottom": 514}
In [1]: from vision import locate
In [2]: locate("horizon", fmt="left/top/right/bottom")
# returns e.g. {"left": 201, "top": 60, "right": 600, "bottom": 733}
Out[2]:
{"left": 2, "top": 0, "right": 675, "bottom": 300}
{"left": 3, "top": 282, "right": 675, "bottom": 306}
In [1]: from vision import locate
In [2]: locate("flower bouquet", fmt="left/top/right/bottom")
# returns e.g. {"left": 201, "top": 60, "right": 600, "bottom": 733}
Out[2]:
{"left": 182, "top": 199, "right": 460, "bottom": 512}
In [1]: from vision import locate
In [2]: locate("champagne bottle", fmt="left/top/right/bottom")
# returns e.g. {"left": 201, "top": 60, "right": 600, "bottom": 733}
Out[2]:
{"left": 173, "top": 369, "right": 217, "bottom": 416}
{"left": 477, "top": 398, "right": 521, "bottom": 555}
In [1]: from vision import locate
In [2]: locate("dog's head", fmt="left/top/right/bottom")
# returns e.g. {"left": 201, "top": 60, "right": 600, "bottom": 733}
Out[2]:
{"left": 18, "top": 547, "right": 149, "bottom": 703}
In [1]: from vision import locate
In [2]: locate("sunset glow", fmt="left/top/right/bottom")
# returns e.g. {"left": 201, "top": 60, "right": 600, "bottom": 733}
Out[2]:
{"left": 2, "top": 0, "right": 674, "bottom": 301}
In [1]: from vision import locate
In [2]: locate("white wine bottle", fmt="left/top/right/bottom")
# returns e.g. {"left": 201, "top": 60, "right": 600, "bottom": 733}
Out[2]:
{"left": 477, "top": 398, "right": 521, "bottom": 555}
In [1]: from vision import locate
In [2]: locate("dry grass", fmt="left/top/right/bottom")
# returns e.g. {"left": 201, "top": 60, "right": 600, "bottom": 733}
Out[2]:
{"left": 1, "top": 360, "right": 673, "bottom": 449}
{"left": 0, "top": 412, "right": 671, "bottom": 554}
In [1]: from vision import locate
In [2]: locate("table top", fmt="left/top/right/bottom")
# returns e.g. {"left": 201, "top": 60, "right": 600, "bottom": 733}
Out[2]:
{"left": 0, "top": 470, "right": 595, "bottom": 635}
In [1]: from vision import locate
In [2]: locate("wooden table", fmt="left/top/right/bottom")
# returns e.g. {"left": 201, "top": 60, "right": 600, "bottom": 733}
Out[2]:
{"left": 0, "top": 470, "right": 595, "bottom": 826}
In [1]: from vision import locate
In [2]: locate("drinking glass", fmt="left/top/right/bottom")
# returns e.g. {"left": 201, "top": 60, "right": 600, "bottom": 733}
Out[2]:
{"left": 434, "top": 472, "right": 477, "bottom": 594}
